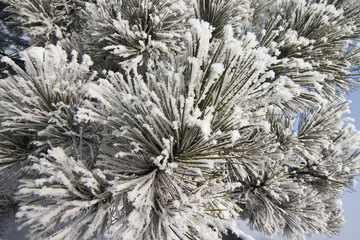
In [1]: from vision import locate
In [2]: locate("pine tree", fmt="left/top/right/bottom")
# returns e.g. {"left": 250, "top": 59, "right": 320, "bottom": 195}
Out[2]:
{"left": 0, "top": 0, "right": 359, "bottom": 239}
{"left": 0, "top": 2, "right": 29, "bottom": 78}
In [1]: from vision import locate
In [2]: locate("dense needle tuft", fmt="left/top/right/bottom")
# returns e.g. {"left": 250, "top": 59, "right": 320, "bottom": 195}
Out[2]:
{"left": 0, "top": 0, "right": 360, "bottom": 239}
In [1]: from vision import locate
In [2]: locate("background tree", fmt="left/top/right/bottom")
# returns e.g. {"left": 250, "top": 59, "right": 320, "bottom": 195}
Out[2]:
{"left": 0, "top": 0, "right": 359, "bottom": 240}
{"left": 0, "top": 2, "right": 28, "bottom": 77}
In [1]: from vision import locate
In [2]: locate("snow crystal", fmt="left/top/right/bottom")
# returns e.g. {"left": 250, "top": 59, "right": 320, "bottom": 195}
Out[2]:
{"left": 188, "top": 18, "right": 214, "bottom": 62}
{"left": 231, "top": 130, "right": 241, "bottom": 143}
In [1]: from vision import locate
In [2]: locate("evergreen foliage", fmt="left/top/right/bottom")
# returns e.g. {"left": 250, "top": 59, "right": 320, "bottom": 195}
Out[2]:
{"left": 0, "top": 0, "right": 359, "bottom": 239}
{"left": 0, "top": 2, "right": 28, "bottom": 78}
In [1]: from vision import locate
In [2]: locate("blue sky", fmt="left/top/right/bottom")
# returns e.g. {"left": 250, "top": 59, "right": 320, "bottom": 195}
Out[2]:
{"left": 238, "top": 90, "right": 360, "bottom": 240}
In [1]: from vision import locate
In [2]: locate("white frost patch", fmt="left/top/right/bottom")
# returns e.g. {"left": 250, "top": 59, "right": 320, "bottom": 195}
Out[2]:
{"left": 231, "top": 130, "right": 241, "bottom": 143}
